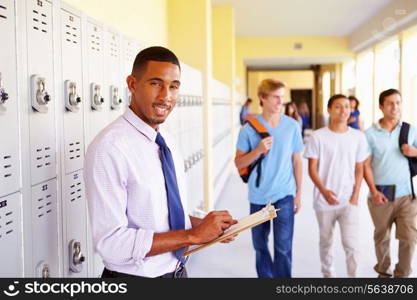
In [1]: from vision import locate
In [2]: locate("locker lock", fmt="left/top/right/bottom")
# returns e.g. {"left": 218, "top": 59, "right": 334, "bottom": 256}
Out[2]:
{"left": 65, "top": 80, "right": 81, "bottom": 113}
{"left": 110, "top": 85, "right": 122, "bottom": 110}
{"left": 36, "top": 261, "right": 50, "bottom": 278}
{"left": 126, "top": 87, "right": 132, "bottom": 105}
{"left": 31, "top": 74, "right": 50, "bottom": 113}
{"left": 0, "top": 72, "right": 9, "bottom": 113}
{"left": 69, "top": 239, "right": 85, "bottom": 273}
{"left": 91, "top": 83, "right": 104, "bottom": 111}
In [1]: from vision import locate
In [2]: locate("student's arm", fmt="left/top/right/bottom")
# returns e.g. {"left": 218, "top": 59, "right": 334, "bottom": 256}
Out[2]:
{"left": 349, "top": 161, "right": 364, "bottom": 205}
{"left": 400, "top": 144, "right": 417, "bottom": 157}
{"left": 234, "top": 137, "right": 273, "bottom": 169}
{"left": 292, "top": 152, "right": 302, "bottom": 214}
{"left": 364, "top": 156, "right": 388, "bottom": 205}
{"left": 308, "top": 158, "right": 339, "bottom": 205}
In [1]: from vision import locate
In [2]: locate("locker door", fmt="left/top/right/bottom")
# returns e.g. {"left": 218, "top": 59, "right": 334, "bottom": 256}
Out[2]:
{"left": 85, "top": 20, "right": 108, "bottom": 145}
{"left": 0, "top": 0, "right": 20, "bottom": 197}
{"left": 61, "top": 9, "right": 84, "bottom": 174}
{"left": 26, "top": 0, "right": 56, "bottom": 185}
{"left": 0, "top": 192, "right": 23, "bottom": 276}
{"left": 105, "top": 30, "right": 123, "bottom": 121}
{"left": 63, "top": 171, "right": 87, "bottom": 277}
{"left": 31, "top": 179, "right": 59, "bottom": 277}
{"left": 122, "top": 38, "right": 140, "bottom": 108}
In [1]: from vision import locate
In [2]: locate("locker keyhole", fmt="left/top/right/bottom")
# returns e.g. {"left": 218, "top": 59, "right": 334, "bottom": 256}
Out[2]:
{"left": 0, "top": 72, "right": 9, "bottom": 105}
{"left": 31, "top": 75, "right": 50, "bottom": 113}
{"left": 69, "top": 239, "right": 85, "bottom": 273}
{"left": 42, "top": 265, "right": 50, "bottom": 278}
{"left": 91, "top": 83, "right": 103, "bottom": 111}
{"left": 110, "top": 85, "right": 122, "bottom": 110}
{"left": 65, "top": 80, "right": 81, "bottom": 113}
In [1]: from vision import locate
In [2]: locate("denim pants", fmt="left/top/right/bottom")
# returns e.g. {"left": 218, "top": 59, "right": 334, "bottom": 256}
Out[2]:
{"left": 250, "top": 195, "right": 294, "bottom": 278}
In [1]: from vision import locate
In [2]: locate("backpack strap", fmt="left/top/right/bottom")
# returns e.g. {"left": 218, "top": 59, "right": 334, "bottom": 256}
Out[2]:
{"left": 399, "top": 122, "right": 415, "bottom": 200}
{"left": 246, "top": 117, "right": 270, "bottom": 138}
{"left": 244, "top": 117, "right": 270, "bottom": 187}
{"left": 399, "top": 122, "right": 410, "bottom": 147}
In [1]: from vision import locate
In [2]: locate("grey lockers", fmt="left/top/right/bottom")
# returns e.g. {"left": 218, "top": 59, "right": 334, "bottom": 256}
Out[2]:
{"left": 1, "top": 0, "right": 210, "bottom": 277}
{"left": 0, "top": 1, "right": 23, "bottom": 276}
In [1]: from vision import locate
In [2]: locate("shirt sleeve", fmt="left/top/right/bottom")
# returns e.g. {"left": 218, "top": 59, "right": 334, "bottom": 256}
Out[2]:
{"left": 365, "top": 129, "right": 374, "bottom": 156}
{"left": 236, "top": 125, "right": 251, "bottom": 152}
{"left": 303, "top": 132, "right": 319, "bottom": 159}
{"left": 292, "top": 123, "right": 304, "bottom": 153}
{"left": 84, "top": 142, "right": 154, "bottom": 267}
{"left": 410, "top": 125, "right": 417, "bottom": 148}
{"left": 356, "top": 132, "right": 370, "bottom": 163}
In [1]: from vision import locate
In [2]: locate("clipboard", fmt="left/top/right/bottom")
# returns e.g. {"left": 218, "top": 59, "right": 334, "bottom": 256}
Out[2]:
{"left": 183, "top": 202, "right": 278, "bottom": 257}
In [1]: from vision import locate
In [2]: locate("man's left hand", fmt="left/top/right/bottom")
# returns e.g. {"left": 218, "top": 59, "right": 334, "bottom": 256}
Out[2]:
{"left": 294, "top": 194, "right": 301, "bottom": 214}
{"left": 401, "top": 144, "right": 417, "bottom": 157}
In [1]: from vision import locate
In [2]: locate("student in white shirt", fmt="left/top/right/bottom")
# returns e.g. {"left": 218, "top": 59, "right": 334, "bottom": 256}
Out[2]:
{"left": 304, "top": 94, "right": 369, "bottom": 277}
{"left": 84, "top": 46, "right": 236, "bottom": 278}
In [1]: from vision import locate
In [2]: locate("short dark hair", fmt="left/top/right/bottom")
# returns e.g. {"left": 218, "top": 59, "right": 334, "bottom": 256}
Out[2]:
{"left": 348, "top": 95, "right": 360, "bottom": 109}
{"left": 379, "top": 89, "right": 401, "bottom": 106}
{"left": 327, "top": 94, "right": 347, "bottom": 108}
{"left": 131, "top": 46, "right": 181, "bottom": 76}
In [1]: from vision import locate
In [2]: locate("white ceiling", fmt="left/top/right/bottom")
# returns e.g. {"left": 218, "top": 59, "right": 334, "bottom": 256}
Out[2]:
{"left": 212, "top": 0, "right": 393, "bottom": 37}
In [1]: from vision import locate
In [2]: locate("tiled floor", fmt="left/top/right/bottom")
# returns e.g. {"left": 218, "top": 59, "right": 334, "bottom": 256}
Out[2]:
{"left": 187, "top": 159, "right": 417, "bottom": 278}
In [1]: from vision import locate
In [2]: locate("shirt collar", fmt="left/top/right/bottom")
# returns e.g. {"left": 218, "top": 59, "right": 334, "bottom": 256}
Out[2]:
{"left": 374, "top": 119, "right": 403, "bottom": 131}
{"left": 123, "top": 107, "right": 158, "bottom": 141}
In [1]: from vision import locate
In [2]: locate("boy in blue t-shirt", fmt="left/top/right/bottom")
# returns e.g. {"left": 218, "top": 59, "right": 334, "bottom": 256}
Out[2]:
{"left": 235, "top": 79, "right": 303, "bottom": 278}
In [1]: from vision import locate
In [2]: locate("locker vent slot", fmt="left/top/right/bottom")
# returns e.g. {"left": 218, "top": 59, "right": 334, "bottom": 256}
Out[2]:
{"left": 90, "top": 33, "right": 101, "bottom": 52}
{"left": 69, "top": 180, "right": 83, "bottom": 202}
{"left": 32, "top": 7, "right": 48, "bottom": 33}
{"left": 68, "top": 141, "right": 82, "bottom": 161}
{"left": 2, "top": 154, "right": 13, "bottom": 179}
{"left": 0, "top": 4, "right": 6, "bottom": 19}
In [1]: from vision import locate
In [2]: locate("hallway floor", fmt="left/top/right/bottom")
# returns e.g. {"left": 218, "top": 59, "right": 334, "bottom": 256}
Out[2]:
{"left": 187, "top": 159, "right": 417, "bottom": 278}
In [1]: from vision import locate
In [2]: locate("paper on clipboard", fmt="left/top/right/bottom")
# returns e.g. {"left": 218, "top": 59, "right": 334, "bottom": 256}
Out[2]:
{"left": 183, "top": 202, "right": 278, "bottom": 257}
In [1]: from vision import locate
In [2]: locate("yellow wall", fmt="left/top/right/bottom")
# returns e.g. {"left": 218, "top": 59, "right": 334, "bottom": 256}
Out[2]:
{"left": 65, "top": 0, "right": 167, "bottom": 46}
{"left": 212, "top": 6, "right": 235, "bottom": 87}
{"left": 236, "top": 36, "right": 354, "bottom": 96}
{"left": 247, "top": 70, "right": 314, "bottom": 114}
{"left": 167, "top": 0, "right": 211, "bottom": 71}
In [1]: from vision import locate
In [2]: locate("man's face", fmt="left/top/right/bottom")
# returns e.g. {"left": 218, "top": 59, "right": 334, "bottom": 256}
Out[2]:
{"left": 328, "top": 97, "right": 351, "bottom": 123}
{"left": 380, "top": 93, "right": 401, "bottom": 120}
{"left": 261, "top": 88, "right": 285, "bottom": 114}
{"left": 127, "top": 61, "right": 180, "bottom": 129}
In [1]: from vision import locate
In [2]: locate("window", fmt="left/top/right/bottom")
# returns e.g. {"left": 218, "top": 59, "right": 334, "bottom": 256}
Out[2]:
{"left": 356, "top": 50, "right": 374, "bottom": 128}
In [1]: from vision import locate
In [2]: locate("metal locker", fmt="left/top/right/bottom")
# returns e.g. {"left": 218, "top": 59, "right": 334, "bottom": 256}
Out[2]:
{"left": 83, "top": 19, "right": 108, "bottom": 145}
{"left": 31, "top": 179, "right": 59, "bottom": 277}
{"left": 0, "top": 0, "right": 21, "bottom": 198}
{"left": 26, "top": 0, "right": 56, "bottom": 185}
{"left": 0, "top": 192, "right": 23, "bottom": 277}
{"left": 104, "top": 29, "right": 124, "bottom": 120}
{"left": 63, "top": 171, "right": 87, "bottom": 277}
{"left": 61, "top": 8, "right": 84, "bottom": 174}
{"left": 122, "top": 37, "right": 140, "bottom": 108}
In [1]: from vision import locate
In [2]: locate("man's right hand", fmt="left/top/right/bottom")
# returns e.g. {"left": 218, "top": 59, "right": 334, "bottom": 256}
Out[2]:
{"left": 189, "top": 211, "right": 237, "bottom": 245}
{"left": 321, "top": 189, "right": 339, "bottom": 205}
{"left": 256, "top": 137, "right": 273, "bottom": 155}
{"left": 370, "top": 190, "right": 388, "bottom": 205}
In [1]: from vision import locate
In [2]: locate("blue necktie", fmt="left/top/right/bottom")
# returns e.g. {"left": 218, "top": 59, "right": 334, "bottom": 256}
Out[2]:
{"left": 155, "top": 132, "right": 186, "bottom": 263}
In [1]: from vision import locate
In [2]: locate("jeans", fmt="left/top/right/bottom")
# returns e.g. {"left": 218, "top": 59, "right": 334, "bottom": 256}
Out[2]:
{"left": 250, "top": 195, "right": 294, "bottom": 278}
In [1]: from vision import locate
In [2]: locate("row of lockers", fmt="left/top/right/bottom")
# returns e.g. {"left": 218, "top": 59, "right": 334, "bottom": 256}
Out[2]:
{"left": 0, "top": 0, "right": 210, "bottom": 278}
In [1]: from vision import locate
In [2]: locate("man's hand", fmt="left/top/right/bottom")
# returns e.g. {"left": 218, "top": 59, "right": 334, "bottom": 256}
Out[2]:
{"left": 401, "top": 144, "right": 417, "bottom": 157}
{"left": 370, "top": 190, "right": 388, "bottom": 205}
{"left": 321, "top": 189, "right": 339, "bottom": 205}
{"left": 256, "top": 137, "right": 273, "bottom": 155}
{"left": 349, "top": 193, "right": 359, "bottom": 206}
{"left": 294, "top": 193, "right": 301, "bottom": 214}
{"left": 188, "top": 211, "right": 237, "bottom": 245}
